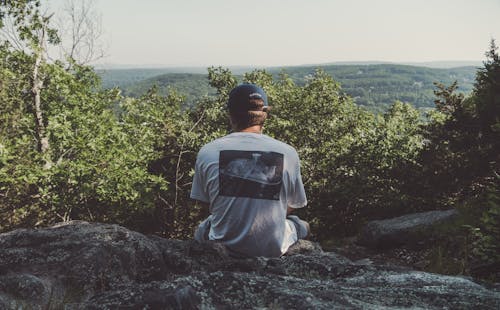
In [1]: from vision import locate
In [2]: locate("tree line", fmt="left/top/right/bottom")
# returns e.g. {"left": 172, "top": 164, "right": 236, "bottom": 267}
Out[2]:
{"left": 99, "top": 64, "right": 476, "bottom": 113}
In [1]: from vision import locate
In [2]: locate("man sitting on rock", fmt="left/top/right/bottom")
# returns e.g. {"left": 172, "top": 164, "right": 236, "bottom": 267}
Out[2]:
{"left": 190, "top": 84, "right": 310, "bottom": 257}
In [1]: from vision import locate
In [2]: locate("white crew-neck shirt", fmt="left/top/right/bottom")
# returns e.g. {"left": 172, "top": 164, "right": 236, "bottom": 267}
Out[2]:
{"left": 190, "top": 132, "right": 307, "bottom": 257}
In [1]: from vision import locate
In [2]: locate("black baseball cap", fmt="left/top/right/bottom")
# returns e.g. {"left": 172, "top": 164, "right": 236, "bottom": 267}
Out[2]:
{"left": 227, "top": 84, "right": 268, "bottom": 111}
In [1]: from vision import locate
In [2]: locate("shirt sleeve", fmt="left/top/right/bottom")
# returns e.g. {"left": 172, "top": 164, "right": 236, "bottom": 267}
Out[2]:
{"left": 190, "top": 152, "right": 210, "bottom": 203}
{"left": 287, "top": 150, "right": 307, "bottom": 209}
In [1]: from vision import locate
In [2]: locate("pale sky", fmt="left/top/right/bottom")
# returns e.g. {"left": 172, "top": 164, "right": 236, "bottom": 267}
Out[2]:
{"left": 46, "top": 0, "right": 500, "bottom": 67}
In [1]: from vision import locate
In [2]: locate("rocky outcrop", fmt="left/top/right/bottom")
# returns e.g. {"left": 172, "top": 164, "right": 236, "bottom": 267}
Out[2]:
{"left": 1, "top": 221, "right": 499, "bottom": 309}
{"left": 358, "top": 209, "right": 458, "bottom": 249}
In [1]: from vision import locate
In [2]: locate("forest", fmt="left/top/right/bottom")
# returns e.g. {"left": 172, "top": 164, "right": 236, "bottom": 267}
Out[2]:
{"left": 99, "top": 64, "right": 477, "bottom": 112}
{"left": 1, "top": 1, "right": 499, "bottom": 282}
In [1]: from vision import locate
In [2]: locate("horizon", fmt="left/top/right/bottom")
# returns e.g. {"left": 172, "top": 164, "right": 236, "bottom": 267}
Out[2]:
{"left": 91, "top": 56, "right": 486, "bottom": 69}
{"left": 45, "top": 0, "right": 499, "bottom": 67}
{"left": 94, "top": 60, "right": 483, "bottom": 71}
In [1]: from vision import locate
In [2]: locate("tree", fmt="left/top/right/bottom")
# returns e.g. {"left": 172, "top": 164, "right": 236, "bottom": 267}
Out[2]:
{"left": 416, "top": 40, "right": 500, "bottom": 206}
{"left": 402, "top": 41, "right": 500, "bottom": 280}
{"left": 0, "top": 2, "right": 168, "bottom": 232}
{"left": 464, "top": 41, "right": 500, "bottom": 277}
{"left": 54, "top": 0, "right": 106, "bottom": 67}
{"left": 1, "top": 0, "right": 59, "bottom": 166}
{"left": 473, "top": 40, "right": 500, "bottom": 166}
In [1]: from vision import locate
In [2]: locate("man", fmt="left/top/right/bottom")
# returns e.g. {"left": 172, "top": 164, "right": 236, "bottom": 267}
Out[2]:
{"left": 190, "top": 83, "right": 309, "bottom": 257}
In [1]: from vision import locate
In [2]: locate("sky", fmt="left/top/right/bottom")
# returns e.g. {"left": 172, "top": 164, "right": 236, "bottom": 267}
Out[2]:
{"left": 46, "top": 0, "right": 500, "bottom": 67}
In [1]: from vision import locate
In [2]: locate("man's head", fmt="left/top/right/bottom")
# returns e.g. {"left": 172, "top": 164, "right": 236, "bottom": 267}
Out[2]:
{"left": 227, "top": 84, "right": 269, "bottom": 132}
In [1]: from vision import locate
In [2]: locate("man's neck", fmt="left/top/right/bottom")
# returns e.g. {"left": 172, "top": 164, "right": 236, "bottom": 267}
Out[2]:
{"left": 238, "top": 125, "right": 262, "bottom": 134}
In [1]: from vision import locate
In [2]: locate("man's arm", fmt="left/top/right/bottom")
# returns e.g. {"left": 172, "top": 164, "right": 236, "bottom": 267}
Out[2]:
{"left": 287, "top": 207, "right": 295, "bottom": 215}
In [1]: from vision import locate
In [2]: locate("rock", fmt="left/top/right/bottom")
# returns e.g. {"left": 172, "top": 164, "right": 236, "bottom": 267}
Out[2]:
{"left": 284, "top": 238, "right": 324, "bottom": 256}
{"left": 1, "top": 221, "right": 498, "bottom": 309}
{"left": 358, "top": 209, "right": 458, "bottom": 249}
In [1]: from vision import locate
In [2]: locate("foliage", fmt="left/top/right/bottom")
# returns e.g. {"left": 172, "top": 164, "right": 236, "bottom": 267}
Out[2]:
{"left": 463, "top": 41, "right": 500, "bottom": 279}
{"left": 277, "top": 64, "right": 475, "bottom": 110}
{"left": 468, "top": 178, "right": 500, "bottom": 267}
{"left": 0, "top": 56, "right": 169, "bottom": 230}
{"left": 119, "top": 87, "right": 200, "bottom": 236}
{"left": 415, "top": 41, "right": 500, "bottom": 206}
{"left": 0, "top": 0, "right": 59, "bottom": 46}
{"left": 123, "top": 73, "right": 216, "bottom": 107}
{"left": 473, "top": 40, "right": 500, "bottom": 163}
{"left": 0, "top": 2, "right": 168, "bottom": 230}
{"left": 100, "top": 64, "right": 477, "bottom": 113}
{"left": 407, "top": 40, "right": 500, "bottom": 281}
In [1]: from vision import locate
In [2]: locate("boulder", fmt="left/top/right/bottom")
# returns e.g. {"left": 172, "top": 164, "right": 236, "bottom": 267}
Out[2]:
{"left": 0, "top": 221, "right": 498, "bottom": 309}
{"left": 358, "top": 209, "right": 458, "bottom": 249}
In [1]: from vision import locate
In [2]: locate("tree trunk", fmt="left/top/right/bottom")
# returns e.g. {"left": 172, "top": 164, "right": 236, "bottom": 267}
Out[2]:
{"left": 32, "top": 25, "right": 50, "bottom": 156}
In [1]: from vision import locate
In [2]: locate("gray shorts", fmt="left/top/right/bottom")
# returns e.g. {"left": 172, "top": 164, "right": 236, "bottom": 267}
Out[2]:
{"left": 194, "top": 214, "right": 309, "bottom": 242}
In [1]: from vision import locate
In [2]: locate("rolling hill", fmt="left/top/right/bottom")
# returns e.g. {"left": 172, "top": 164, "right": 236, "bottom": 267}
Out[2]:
{"left": 98, "top": 64, "right": 478, "bottom": 111}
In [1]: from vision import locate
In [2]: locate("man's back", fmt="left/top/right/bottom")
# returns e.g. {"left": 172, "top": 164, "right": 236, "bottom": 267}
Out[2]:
{"left": 190, "top": 132, "right": 307, "bottom": 257}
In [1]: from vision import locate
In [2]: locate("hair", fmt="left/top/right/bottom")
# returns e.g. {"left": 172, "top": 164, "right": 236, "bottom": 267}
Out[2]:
{"left": 229, "top": 98, "right": 270, "bottom": 131}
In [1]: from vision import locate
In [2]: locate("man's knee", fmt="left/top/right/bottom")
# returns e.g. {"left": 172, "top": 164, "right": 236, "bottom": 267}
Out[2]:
{"left": 303, "top": 220, "right": 310, "bottom": 238}
{"left": 300, "top": 220, "right": 310, "bottom": 239}
{"left": 287, "top": 215, "right": 310, "bottom": 239}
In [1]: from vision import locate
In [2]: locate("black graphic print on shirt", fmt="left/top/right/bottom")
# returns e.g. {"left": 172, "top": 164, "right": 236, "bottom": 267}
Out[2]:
{"left": 219, "top": 150, "right": 284, "bottom": 200}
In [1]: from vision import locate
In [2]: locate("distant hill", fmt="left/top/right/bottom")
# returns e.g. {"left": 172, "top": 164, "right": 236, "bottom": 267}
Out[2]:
{"left": 98, "top": 64, "right": 477, "bottom": 111}
{"left": 270, "top": 64, "right": 476, "bottom": 110}
{"left": 306, "top": 60, "right": 481, "bottom": 68}
{"left": 123, "top": 73, "right": 213, "bottom": 105}
{"left": 399, "top": 61, "right": 481, "bottom": 68}
{"left": 96, "top": 68, "right": 205, "bottom": 89}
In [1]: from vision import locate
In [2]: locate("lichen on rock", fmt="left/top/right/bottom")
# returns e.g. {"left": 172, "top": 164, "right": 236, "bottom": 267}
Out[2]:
{"left": 0, "top": 221, "right": 498, "bottom": 309}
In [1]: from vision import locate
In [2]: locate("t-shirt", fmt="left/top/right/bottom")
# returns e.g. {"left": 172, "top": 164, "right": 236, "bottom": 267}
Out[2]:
{"left": 190, "top": 132, "right": 307, "bottom": 257}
